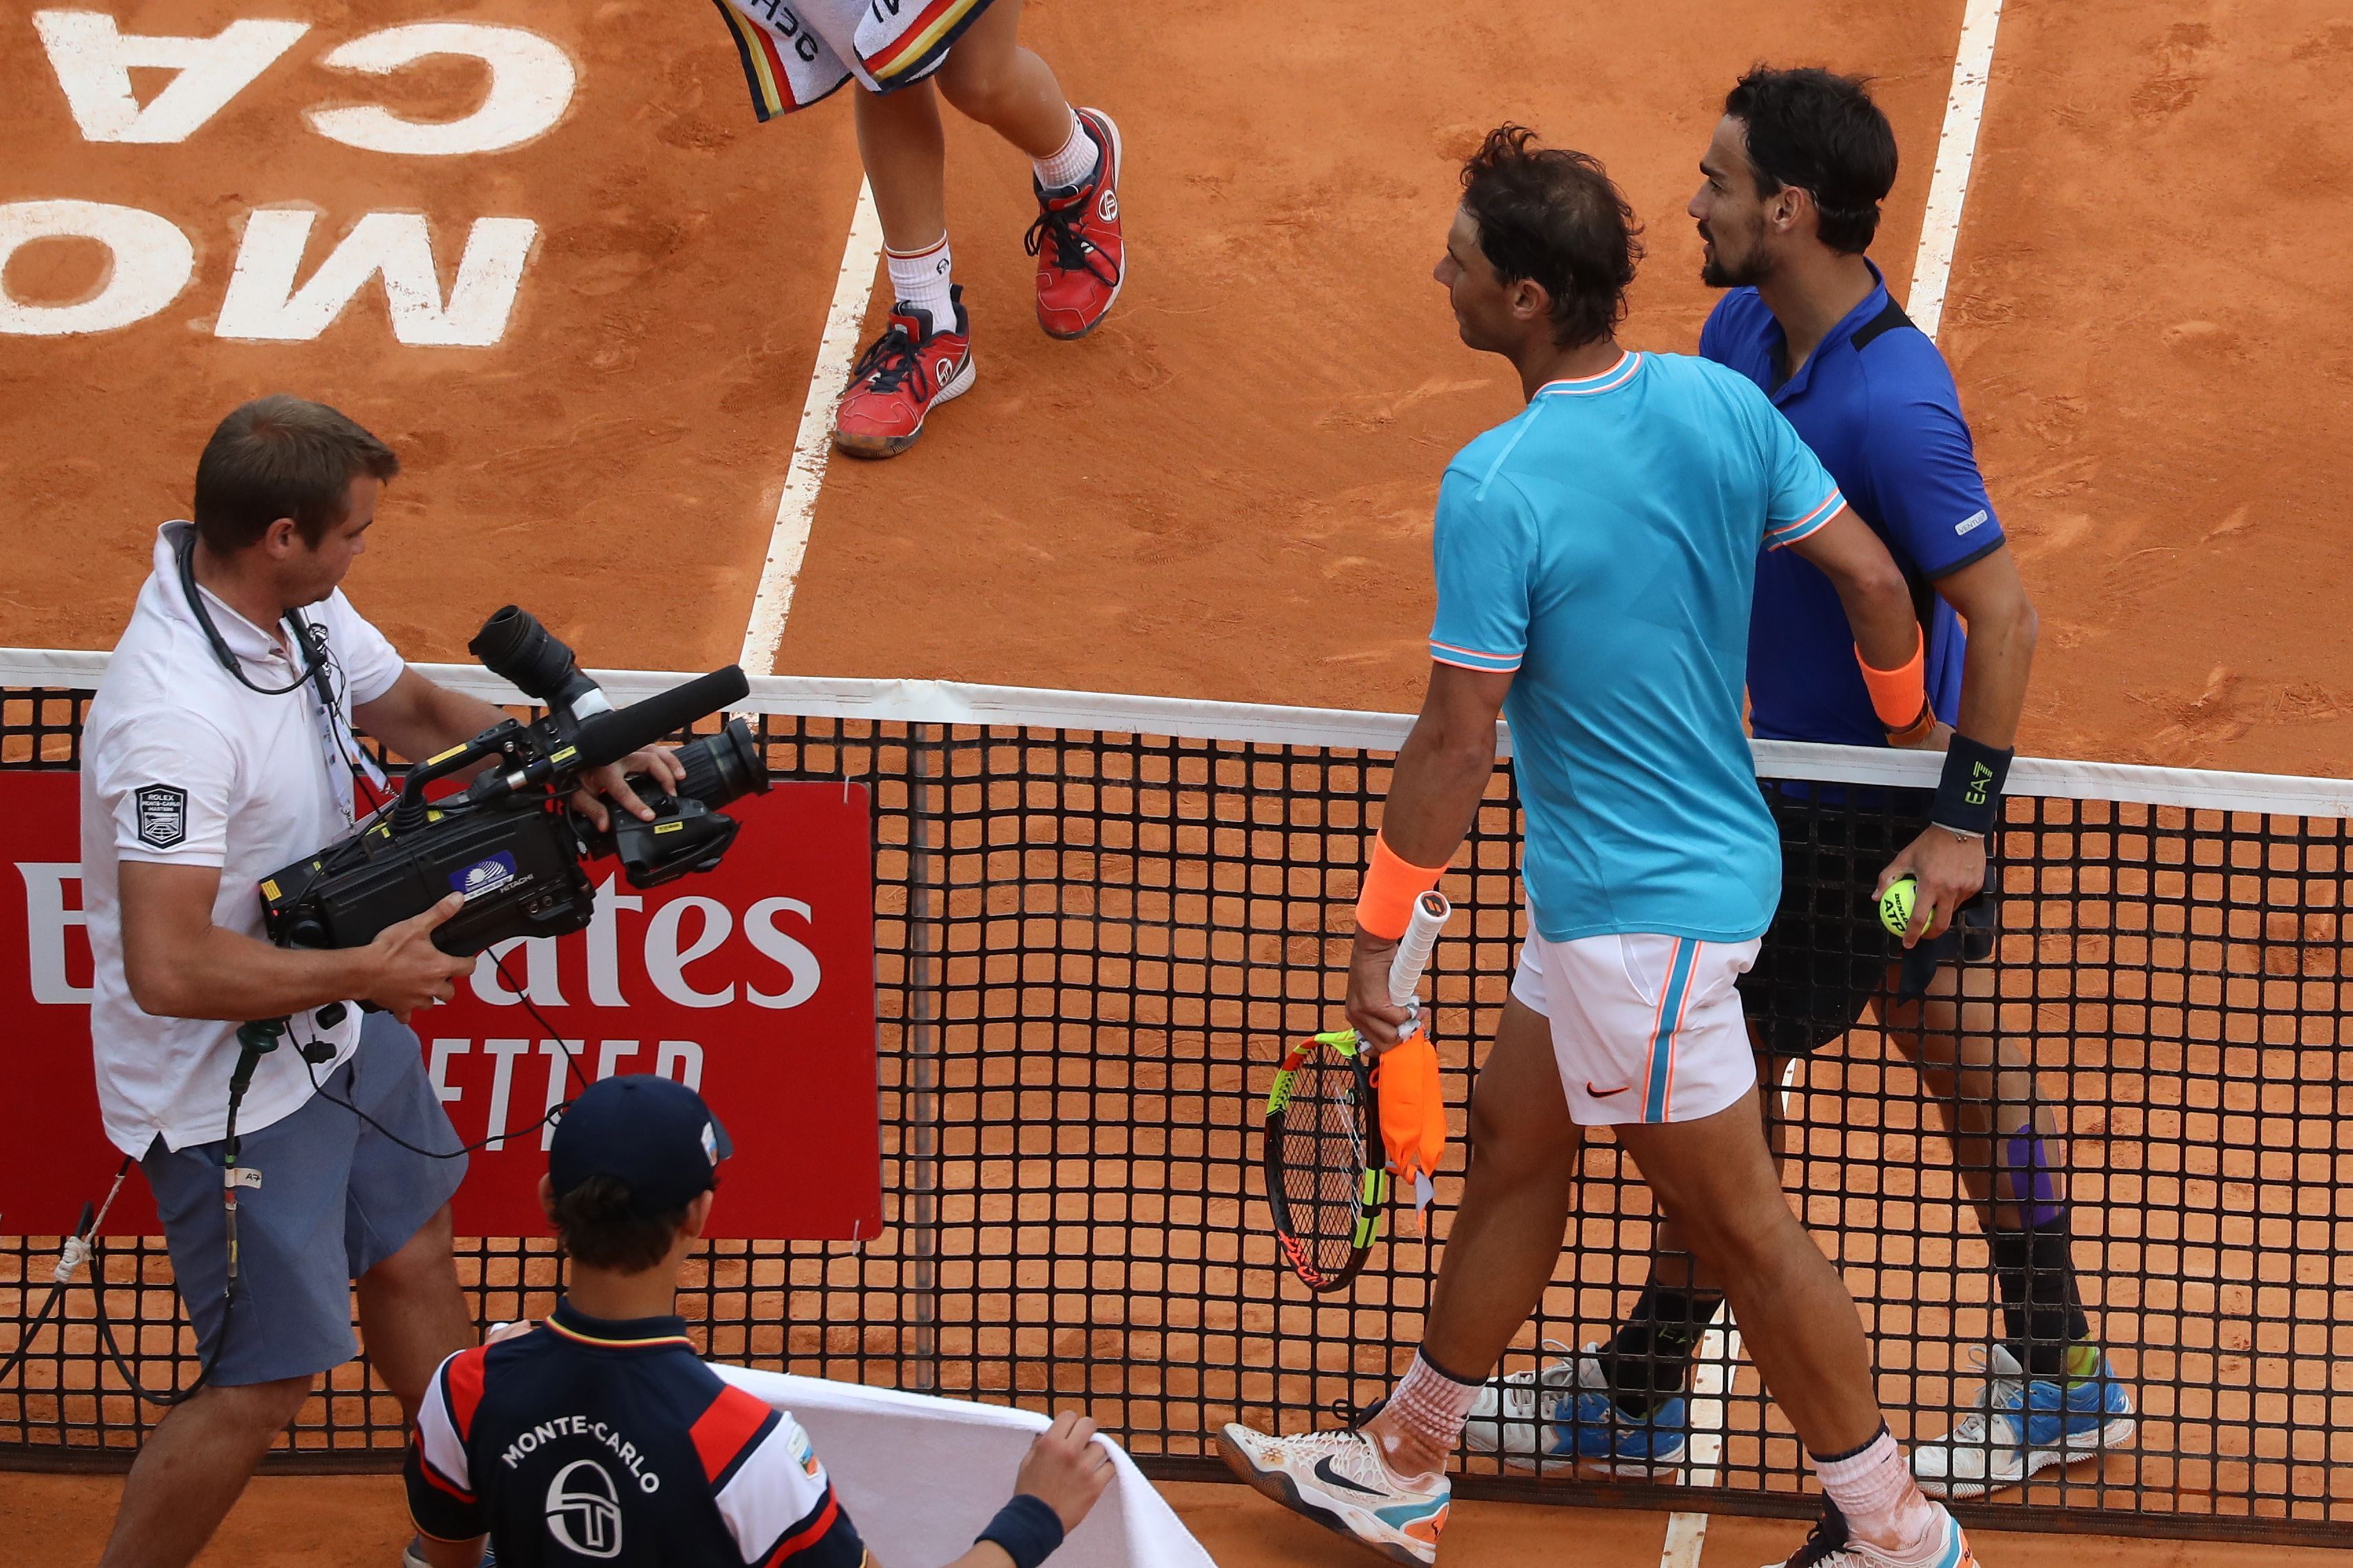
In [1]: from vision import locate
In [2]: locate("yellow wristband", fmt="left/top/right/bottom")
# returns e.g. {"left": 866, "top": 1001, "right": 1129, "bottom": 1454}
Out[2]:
{"left": 1357, "top": 833, "right": 1447, "bottom": 941}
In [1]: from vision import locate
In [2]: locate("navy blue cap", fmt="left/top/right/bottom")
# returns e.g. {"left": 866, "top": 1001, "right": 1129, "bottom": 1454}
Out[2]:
{"left": 549, "top": 1076, "right": 733, "bottom": 1215}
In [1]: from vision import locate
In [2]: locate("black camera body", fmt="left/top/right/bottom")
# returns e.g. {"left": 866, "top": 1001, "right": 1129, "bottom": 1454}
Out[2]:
{"left": 260, "top": 607, "right": 768, "bottom": 957}
{"left": 262, "top": 806, "right": 592, "bottom": 954}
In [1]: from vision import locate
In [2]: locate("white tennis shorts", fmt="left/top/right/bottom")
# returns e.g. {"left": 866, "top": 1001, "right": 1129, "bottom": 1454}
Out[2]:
{"left": 1510, "top": 930, "right": 1761, "bottom": 1127}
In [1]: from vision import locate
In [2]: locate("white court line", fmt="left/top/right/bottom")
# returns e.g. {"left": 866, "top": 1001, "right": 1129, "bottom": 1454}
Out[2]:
{"left": 736, "top": 177, "right": 886, "bottom": 676}
{"left": 1907, "top": 0, "right": 2007, "bottom": 342}
{"left": 1657, "top": 1310, "right": 1742, "bottom": 1568}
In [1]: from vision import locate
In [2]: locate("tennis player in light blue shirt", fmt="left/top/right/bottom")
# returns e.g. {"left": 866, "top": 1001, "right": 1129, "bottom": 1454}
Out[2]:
{"left": 1215, "top": 127, "right": 1984, "bottom": 1568}
{"left": 1427, "top": 346, "right": 1844, "bottom": 950}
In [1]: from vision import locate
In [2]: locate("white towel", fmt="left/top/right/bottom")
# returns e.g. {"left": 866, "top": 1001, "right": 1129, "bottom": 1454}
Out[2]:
{"left": 710, "top": 1366, "right": 1217, "bottom": 1568}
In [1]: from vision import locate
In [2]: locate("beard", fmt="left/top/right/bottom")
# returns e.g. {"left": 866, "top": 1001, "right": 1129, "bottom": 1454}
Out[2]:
{"left": 1700, "top": 226, "right": 1772, "bottom": 289}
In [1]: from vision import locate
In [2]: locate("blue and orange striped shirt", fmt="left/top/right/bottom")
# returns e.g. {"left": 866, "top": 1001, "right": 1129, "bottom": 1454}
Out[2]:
{"left": 1427, "top": 350, "right": 1845, "bottom": 943}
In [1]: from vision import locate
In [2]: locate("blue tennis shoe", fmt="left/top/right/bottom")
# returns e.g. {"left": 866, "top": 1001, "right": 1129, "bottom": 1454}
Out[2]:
{"left": 1461, "top": 1340, "right": 1690, "bottom": 1478}
{"left": 1911, "top": 1341, "right": 2135, "bottom": 1498}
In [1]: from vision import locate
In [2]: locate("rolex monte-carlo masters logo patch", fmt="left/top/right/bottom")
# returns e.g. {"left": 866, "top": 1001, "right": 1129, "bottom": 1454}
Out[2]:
{"left": 133, "top": 784, "right": 188, "bottom": 849}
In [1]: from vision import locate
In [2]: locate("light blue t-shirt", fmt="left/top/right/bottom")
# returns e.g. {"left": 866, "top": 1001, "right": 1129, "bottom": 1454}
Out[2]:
{"left": 1428, "top": 351, "right": 1845, "bottom": 943}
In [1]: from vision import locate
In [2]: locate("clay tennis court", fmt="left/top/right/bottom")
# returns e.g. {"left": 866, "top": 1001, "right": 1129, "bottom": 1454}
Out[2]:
{"left": 6, "top": 0, "right": 2353, "bottom": 1562}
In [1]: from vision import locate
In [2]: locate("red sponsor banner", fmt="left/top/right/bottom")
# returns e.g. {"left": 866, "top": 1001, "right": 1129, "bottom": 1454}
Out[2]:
{"left": 1, "top": 771, "right": 880, "bottom": 1240}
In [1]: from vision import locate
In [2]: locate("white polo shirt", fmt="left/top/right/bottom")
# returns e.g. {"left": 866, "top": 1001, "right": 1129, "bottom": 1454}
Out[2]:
{"left": 81, "top": 522, "right": 406, "bottom": 1156}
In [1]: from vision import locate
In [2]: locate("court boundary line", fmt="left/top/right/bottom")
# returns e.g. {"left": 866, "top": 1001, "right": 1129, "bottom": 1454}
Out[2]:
{"left": 736, "top": 177, "right": 885, "bottom": 677}
{"left": 1906, "top": 0, "right": 2006, "bottom": 338}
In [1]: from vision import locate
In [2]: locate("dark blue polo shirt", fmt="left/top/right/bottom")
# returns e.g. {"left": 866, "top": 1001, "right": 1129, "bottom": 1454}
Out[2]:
{"left": 1700, "top": 262, "right": 2005, "bottom": 746}
{"left": 406, "top": 1300, "right": 867, "bottom": 1567}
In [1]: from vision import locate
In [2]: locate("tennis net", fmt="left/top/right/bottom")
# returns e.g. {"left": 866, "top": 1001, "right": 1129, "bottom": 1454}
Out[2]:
{"left": 4, "top": 648, "right": 2350, "bottom": 1547}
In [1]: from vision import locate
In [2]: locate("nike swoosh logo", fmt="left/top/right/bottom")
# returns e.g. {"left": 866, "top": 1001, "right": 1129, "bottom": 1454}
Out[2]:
{"left": 1312, "top": 1455, "right": 1387, "bottom": 1496}
{"left": 1587, "top": 1084, "right": 1631, "bottom": 1098}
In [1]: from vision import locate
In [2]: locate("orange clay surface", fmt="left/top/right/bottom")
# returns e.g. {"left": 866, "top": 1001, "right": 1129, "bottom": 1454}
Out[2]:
{"left": 10, "top": 0, "right": 2349, "bottom": 771}
{"left": 9, "top": 1472, "right": 2353, "bottom": 1568}
{"left": 7, "top": 0, "right": 2353, "bottom": 1563}
{"left": 10, "top": 0, "right": 2348, "bottom": 780}
{"left": 0, "top": 0, "right": 1956, "bottom": 714}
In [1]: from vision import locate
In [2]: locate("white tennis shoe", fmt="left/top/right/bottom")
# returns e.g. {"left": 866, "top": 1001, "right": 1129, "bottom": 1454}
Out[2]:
{"left": 1762, "top": 1501, "right": 1978, "bottom": 1568}
{"left": 1215, "top": 1422, "right": 1450, "bottom": 1566}
{"left": 1461, "top": 1337, "right": 1582, "bottom": 1467}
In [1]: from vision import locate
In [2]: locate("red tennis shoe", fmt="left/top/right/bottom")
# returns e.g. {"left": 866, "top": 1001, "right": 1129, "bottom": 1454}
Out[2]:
{"left": 832, "top": 288, "right": 974, "bottom": 459}
{"left": 1025, "top": 108, "right": 1125, "bottom": 339}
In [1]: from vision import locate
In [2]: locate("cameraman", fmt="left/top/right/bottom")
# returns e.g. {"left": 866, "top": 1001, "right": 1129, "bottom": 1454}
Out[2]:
{"left": 84, "top": 395, "right": 680, "bottom": 1568}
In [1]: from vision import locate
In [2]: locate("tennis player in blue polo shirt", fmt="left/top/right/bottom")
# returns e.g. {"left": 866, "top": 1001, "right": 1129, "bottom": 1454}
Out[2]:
{"left": 1461, "top": 71, "right": 2133, "bottom": 1527}
{"left": 1216, "top": 126, "right": 1980, "bottom": 1568}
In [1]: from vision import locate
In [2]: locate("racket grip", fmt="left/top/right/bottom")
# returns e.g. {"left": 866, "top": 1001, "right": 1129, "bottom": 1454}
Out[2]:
{"left": 1387, "top": 890, "right": 1450, "bottom": 1013}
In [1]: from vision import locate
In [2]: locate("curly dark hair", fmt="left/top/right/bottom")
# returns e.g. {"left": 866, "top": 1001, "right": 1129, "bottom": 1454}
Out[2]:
{"left": 1458, "top": 125, "right": 1644, "bottom": 350}
{"left": 551, "top": 1175, "right": 693, "bottom": 1274}
{"left": 1723, "top": 67, "right": 1898, "bottom": 254}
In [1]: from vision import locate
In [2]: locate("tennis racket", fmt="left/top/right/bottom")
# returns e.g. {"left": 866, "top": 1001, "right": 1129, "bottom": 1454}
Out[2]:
{"left": 1263, "top": 890, "right": 1450, "bottom": 1291}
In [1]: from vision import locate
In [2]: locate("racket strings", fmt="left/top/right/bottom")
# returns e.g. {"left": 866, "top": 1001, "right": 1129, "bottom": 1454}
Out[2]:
{"left": 1280, "top": 1054, "right": 1371, "bottom": 1276}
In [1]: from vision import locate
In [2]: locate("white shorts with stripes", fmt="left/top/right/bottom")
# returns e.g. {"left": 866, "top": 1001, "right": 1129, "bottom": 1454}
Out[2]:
{"left": 1509, "top": 930, "right": 1761, "bottom": 1126}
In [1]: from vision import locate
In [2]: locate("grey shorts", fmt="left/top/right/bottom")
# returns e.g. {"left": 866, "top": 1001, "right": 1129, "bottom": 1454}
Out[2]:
{"left": 140, "top": 1011, "right": 468, "bottom": 1387}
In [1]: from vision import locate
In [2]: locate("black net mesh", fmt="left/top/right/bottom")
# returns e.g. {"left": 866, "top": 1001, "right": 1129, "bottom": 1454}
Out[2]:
{"left": 6, "top": 678, "right": 2350, "bottom": 1547}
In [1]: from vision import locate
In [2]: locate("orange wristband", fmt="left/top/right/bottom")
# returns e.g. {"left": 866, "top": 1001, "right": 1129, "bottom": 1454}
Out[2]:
{"left": 1356, "top": 833, "right": 1446, "bottom": 941}
{"left": 1855, "top": 625, "right": 1927, "bottom": 731}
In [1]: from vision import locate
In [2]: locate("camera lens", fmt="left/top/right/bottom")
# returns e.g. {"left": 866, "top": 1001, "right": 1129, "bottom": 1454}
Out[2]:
{"left": 469, "top": 607, "right": 609, "bottom": 718}
{"left": 673, "top": 718, "right": 769, "bottom": 806}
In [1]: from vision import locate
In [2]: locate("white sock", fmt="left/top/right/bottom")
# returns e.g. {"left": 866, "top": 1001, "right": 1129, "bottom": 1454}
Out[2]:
{"left": 885, "top": 236, "right": 955, "bottom": 332}
{"left": 1379, "top": 1350, "right": 1478, "bottom": 1481}
{"left": 1813, "top": 1426, "right": 1938, "bottom": 1554}
{"left": 1033, "top": 111, "right": 1097, "bottom": 191}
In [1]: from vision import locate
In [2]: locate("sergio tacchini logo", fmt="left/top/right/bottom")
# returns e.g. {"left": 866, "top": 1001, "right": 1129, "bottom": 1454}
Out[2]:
{"left": 545, "top": 1459, "right": 624, "bottom": 1558}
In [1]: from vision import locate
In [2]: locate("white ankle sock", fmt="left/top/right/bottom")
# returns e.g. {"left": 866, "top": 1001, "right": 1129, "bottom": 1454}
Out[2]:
{"left": 1380, "top": 1351, "right": 1478, "bottom": 1478}
{"left": 1813, "top": 1426, "right": 1938, "bottom": 1554}
{"left": 1033, "top": 111, "right": 1096, "bottom": 190}
{"left": 885, "top": 236, "right": 955, "bottom": 332}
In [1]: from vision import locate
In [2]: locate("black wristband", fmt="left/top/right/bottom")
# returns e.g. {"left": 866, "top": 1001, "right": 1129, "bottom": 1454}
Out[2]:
{"left": 1933, "top": 734, "right": 2013, "bottom": 838}
{"left": 978, "top": 1494, "right": 1066, "bottom": 1568}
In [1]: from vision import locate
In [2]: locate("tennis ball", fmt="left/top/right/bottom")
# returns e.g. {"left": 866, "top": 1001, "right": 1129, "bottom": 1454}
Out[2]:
{"left": 1879, "top": 876, "right": 1929, "bottom": 937}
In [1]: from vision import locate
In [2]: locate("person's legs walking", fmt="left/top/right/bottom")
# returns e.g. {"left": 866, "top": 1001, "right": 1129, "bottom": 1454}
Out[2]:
{"left": 1618, "top": 1094, "right": 1885, "bottom": 1455}
{"left": 1589, "top": 1054, "right": 1793, "bottom": 1420}
{"left": 855, "top": 81, "right": 951, "bottom": 257}
{"left": 356, "top": 1203, "right": 472, "bottom": 1419}
{"left": 1569, "top": 794, "right": 1867, "bottom": 1425}
{"left": 1367, "top": 998, "right": 1580, "bottom": 1474}
{"left": 835, "top": 80, "right": 977, "bottom": 457}
{"left": 1887, "top": 969, "right": 2132, "bottom": 1498}
{"left": 101, "top": 1059, "right": 378, "bottom": 1567}
{"left": 342, "top": 1011, "right": 474, "bottom": 1421}
{"left": 1619, "top": 1096, "right": 1973, "bottom": 1566}
{"left": 935, "top": 0, "right": 1124, "bottom": 336}
{"left": 96, "top": 1376, "right": 315, "bottom": 1568}
{"left": 1216, "top": 997, "right": 1579, "bottom": 1565}
{"left": 832, "top": 80, "right": 969, "bottom": 457}
{"left": 932, "top": 0, "right": 1076, "bottom": 158}
{"left": 1465, "top": 1076, "right": 1786, "bottom": 1473}
{"left": 1888, "top": 971, "right": 2092, "bottom": 1372}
